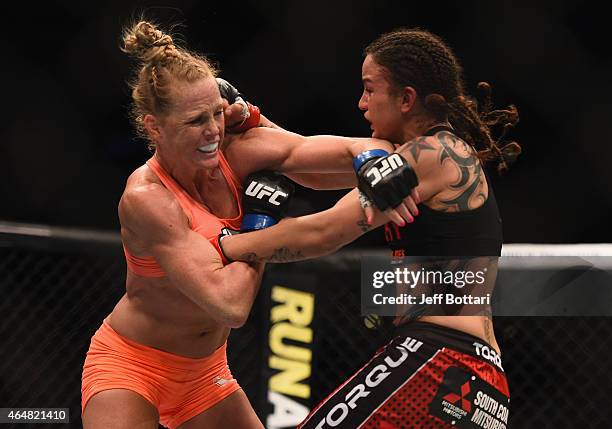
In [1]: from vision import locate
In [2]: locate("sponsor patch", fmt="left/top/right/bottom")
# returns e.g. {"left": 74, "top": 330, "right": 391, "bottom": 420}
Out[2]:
{"left": 429, "top": 366, "right": 510, "bottom": 428}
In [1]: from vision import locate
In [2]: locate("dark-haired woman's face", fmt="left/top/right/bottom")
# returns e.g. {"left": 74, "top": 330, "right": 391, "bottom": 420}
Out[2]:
{"left": 358, "top": 55, "right": 404, "bottom": 143}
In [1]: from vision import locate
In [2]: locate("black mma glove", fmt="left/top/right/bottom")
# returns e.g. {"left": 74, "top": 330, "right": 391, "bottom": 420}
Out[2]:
{"left": 240, "top": 171, "right": 294, "bottom": 232}
{"left": 217, "top": 77, "right": 246, "bottom": 106}
{"left": 353, "top": 150, "right": 418, "bottom": 211}
{"left": 216, "top": 77, "right": 261, "bottom": 132}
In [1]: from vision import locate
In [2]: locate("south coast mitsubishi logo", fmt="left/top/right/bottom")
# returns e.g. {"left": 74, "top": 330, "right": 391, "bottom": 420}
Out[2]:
{"left": 430, "top": 367, "right": 509, "bottom": 428}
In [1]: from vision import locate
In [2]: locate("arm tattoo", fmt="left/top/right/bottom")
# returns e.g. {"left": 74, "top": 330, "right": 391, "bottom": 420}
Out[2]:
{"left": 268, "top": 247, "right": 305, "bottom": 262}
{"left": 437, "top": 132, "right": 485, "bottom": 211}
{"left": 357, "top": 219, "right": 371, "bottom": 233}
{"left": 238, "top": 248, "right": 305, "bottom": 263}
{"left": 238, "top": 252, "right": 258, "bottom": 263}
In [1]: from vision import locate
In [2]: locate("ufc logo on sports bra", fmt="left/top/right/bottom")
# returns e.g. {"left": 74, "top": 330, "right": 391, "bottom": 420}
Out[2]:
{"left": 366, "top": 154, "right": 404, "bottom": 186}
{"left": 244, "top": 181, "right": 288, "bottom": 206}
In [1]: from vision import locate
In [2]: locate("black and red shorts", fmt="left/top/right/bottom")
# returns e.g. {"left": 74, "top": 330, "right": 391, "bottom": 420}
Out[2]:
{"left": 298, "top": 322, "right": 510, "bottom": 429}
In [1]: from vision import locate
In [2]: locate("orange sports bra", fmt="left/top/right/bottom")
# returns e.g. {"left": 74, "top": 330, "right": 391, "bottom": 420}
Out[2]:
{"left": 123, "top": 152, "right": 243, "bottom": 277}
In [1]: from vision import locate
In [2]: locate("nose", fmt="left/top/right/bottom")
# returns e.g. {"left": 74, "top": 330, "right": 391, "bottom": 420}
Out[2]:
{"left": 203, "top": 120, "right": 221, "bottom": 140}
{"left": 358, "top": 92, "right": 368, "bottom": 111}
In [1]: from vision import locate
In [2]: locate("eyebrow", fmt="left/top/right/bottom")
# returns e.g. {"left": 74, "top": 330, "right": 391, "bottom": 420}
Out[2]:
{"left": 185, "top": 114, "right": 204, "bottom": 124}
{"left": 184, "top": 102, "right": 224, "bottom": 122}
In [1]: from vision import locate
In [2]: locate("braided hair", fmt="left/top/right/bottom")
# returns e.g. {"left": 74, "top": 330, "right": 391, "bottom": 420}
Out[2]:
{"left": 121, "top": 21, "right": 217, "bottom": 149}
{"left": 365, "top": 29, "right": 521, "bottom": 173}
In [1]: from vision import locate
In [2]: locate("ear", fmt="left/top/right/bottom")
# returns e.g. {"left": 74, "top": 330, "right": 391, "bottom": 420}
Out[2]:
{"left": 144, "top": 114, "right": 162, "bottom": 143}
{"left": 399, "top": 86, "right": 418, "bottom": 114}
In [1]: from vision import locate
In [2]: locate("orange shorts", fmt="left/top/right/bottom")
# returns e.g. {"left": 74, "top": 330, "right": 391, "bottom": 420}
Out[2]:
{"left": 81, "top": 319, "right": 241, "bottom": 428}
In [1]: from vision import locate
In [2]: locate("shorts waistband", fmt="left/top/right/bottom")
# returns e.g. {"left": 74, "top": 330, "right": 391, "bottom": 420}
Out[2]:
{"left": 393, "top": 321, "right": 504, "bottom": 372}
{"left": 96, "top": 318, "right": 228, "bottom": 371}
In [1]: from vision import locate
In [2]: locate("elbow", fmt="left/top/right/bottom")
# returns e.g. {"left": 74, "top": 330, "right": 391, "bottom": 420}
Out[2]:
{"left": 187, "top": 308, "right": 239, "bottom": 329}
{"left": 209, "top": 306, "right": 249, "bottom": 329}
{"left": 206, "top": 292, "right": 251, "bottom": 328}
{"left": 215, "top": 272, "right": 256, "bottom": 329}
{"left": 223, "top": 309, "right": 250, "bottom": 329}
{"left": 312, "top": 219, "right": 344, "bottom": 257}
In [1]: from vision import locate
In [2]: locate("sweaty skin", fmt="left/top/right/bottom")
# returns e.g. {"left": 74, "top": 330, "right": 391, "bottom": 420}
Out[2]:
{"left": 86, "top": 21, "right": 423, "bottom": 429}
{"left": 222, "top": 130, "right": 500, "bottom": 352}
{"left": 220, "top": 62, "right": 501, "bottom": 352}
{"left": 112, "top": 77, "right": 417, "bottom": 359}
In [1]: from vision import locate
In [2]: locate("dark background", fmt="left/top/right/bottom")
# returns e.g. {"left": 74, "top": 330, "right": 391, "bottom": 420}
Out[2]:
{"left": 1, "top": 4, "right": 611, "bottom": 427}
{"left": 2, "top": 0, "right": 610, "bottom": 244}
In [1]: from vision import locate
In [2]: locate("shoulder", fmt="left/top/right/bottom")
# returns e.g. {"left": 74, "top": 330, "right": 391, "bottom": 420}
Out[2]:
{"left": 119, "top": 167, "right": 187, "bottom": 243}
{"left": 396, "top": 135, "right": 443, "bottom": 177}
{"left": 404, "top": 131, "right": 488, "bottom": 211}
{"left": 434, "top": 131, "right": 479, "bottom": 161}
{"left": 398, "top": 132, "right": 477, "bottom": 173}
{"left": 121, "top": 164, "right": 169, "bottom": 210}
{"left": 396, "top": 131, "right": 485, "bottom": 206}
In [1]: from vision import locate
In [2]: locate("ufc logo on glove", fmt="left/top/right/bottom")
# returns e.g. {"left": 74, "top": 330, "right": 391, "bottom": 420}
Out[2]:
{"left": 244, "top": 181, "right": 288, "bottom": 206}
{"left": 366, "top": 154, "right": 405, "bottom": 186}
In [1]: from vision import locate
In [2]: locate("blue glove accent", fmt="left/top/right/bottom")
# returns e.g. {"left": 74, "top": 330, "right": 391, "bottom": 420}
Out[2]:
{"left": 352, "top": 149, "right": 389, "bottom": 172}
{"left": 240, "top": 214, "right": 277, "bottom": 232}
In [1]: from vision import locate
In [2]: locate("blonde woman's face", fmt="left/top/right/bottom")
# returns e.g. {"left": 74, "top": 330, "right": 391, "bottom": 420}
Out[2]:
{"left": 156, "top": 77, "right": 225, "bottom": 170}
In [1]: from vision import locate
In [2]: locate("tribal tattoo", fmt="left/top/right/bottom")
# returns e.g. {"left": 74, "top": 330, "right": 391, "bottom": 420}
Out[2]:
{"left": 404, "top": 136, "right": 436, "bottom": 162}
{"left": 437, "top": 132, "right": 486, "bottom": 211}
